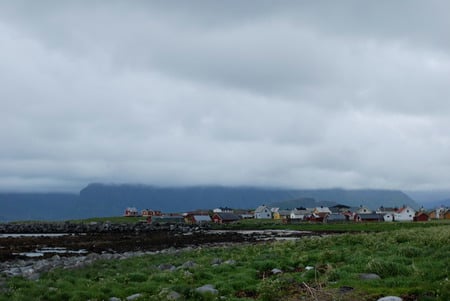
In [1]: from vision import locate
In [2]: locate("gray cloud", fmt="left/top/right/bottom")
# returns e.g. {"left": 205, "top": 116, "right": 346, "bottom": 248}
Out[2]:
{"left": 1, "top": 1, "right": 450, "bottom": 192}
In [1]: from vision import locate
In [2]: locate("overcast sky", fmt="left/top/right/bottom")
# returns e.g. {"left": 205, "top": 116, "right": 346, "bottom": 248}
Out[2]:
{"left": 1, "top": 1, "right": 450, "bottom": 192}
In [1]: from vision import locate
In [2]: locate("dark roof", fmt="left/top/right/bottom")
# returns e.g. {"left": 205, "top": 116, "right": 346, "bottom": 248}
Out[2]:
{"left": 325, "top": 214, "right": 347, "bottom": 221}
{"left": 358, "top": 213, "right": 383, "bottom": 220}
{"left": 214, "top": 212, "right": 240, "bottom": 221}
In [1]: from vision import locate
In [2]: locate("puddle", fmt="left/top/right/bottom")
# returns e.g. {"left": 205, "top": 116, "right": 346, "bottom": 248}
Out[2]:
{"left": 0, "top": 233, "right": 69, "bottom": 238}
{"left": 13, "top": 247, "right": 88, "bottom": 257}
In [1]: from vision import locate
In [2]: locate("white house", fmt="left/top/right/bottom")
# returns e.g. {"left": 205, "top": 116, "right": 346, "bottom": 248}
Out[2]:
{"left": 254, "top": 205, "right": 272, "bottom": 219}
{"left": 356, "top": 205, "right": 373, "bottom": 214}
{"left": 376, "top": 207, "right": 397, "bottom": 222}
{"left": 290, "top": 208, "right": 310, "bottom": 220}
{"left": 394, "top": 206, "right": 416, "bottom": 221}
{"left": 313, "top": 206, "right": 332, "bottom": 215}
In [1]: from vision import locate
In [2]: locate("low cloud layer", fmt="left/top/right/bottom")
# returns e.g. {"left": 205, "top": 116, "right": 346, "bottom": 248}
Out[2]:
{"left": 1, "top": 1, "right": 450, "bottom": 192}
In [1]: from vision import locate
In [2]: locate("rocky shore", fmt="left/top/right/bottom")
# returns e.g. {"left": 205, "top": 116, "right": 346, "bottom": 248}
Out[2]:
{"left": 0, "top": 222, "right": 318, "bottom": 281}
{"left": 0, "top": 221, "right": 205, "bottom": 234}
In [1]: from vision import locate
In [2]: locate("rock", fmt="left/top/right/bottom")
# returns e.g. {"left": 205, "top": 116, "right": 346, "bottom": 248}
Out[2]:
{"left": 377, "top": 297, "right": 402, "bottom": 301}
{"left": 339, "top": 286, "right": 354, "bottom": 293}
{"left": 305, "top": 266, "right": 314, "bottom": 271}
{"left": 196, "top": 284, "right": 218, "bottom": 295}
{"left": 126, "top": 293, "right": 143, "bottom": 300}
{"left": 180, "top": 261, "right": 196, "bottom": 268}
{"left": 359, "top": 273, "right": 381, "bottom": 280}
{"left": 51, "top": 255, "right": 61, "bottom": 261}
{"left": 109, "top": 297, "right": 121, "bottom": 301}
{"left": 211, "top": 258, "right": 222, "bottom": 265}
{"left": 271, "top": 268, "right": 283, "bottom": 274}
{"left": 224, "top": 259, "right": 236, "bottom": 265}
{"left": 166, "top": 291, "right": 182, "bottom": 300}
{"left": 158, "top": 264, "right": 176, "bottom": 272}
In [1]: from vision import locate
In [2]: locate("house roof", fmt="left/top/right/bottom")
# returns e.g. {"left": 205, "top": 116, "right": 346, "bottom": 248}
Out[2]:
{"left": 326, "top": 213, "right": 347, "bottom": 221}
{"left": 291, "top": 208, "right": 310, "bottom": 215}
{"left": 214, "top": 212, "right": 240, "bottom": 221}
{"left": 255, "top": 205, "right": 269, "bottom": 213}
{"left": 397, "top": 206, "right": 415, "bottom": 213}
{"left": 193, "top": 215, "right": 212, "bottom": 222}
{"left": 277, "top": 209, "right": 291, "bottom": 216}
{"left": 358, "top": 213, "right": 383, "bottom": 220}
{"left": 314, "top": 206, "right": 331, "bottom": 213}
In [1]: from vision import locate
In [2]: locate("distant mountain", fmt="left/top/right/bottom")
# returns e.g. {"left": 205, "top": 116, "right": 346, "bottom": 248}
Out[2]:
{"left": 0, "top": 183, "right": 419, "bottom": 221}
{"left": 405, "top": 190, "right": 450, "bottom": 208}
{"left": 0, "top": 193, "right": 80, "bottom": 222}
{"left": 270, "top": 197, "right": 337, "bottom": 209}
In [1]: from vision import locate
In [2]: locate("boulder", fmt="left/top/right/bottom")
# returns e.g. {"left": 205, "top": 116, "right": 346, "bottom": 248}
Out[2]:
{"left": 126, "top": 293, "right": 143, "bottom": 300}
{"left": 195, "top": 284, "right": 218, "bottom": 295}
{"left": 377, "top": 297, "right": 402, "bottom": 301}
{"left": 359, "top": 273, "right": 381, "bottom": 280}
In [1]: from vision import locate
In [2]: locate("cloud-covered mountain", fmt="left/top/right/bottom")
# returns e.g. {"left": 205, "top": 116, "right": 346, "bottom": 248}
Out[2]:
{"left": 0, "top": 183, "right": 418, "bottom": 221}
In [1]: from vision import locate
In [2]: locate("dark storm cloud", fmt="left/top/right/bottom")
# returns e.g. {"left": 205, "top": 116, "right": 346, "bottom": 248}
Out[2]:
{"left": 1, "top": 1, "right": 450, "bottom": 192}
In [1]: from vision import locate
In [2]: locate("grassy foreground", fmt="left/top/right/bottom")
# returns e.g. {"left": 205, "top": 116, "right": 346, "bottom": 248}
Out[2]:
{"left": 1, "top": 225, "right": 449, "bottom": 301}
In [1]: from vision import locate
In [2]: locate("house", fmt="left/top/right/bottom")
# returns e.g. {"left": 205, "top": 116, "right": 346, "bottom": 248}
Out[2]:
{"left": 290, "top": 207, "right": 310, "bottom": 220}
{"left": 382, "top": 213, "right": 395, "bottom": 222}
{"left": 355, "top": 213, "right": 384, "bottom": 222}
{"left": 185, "top": 214, "right": 212, "bottom": 224}
{"left": 212, "top": 212, "right": 241, "bottom": 224}
{"left": 324, "top": 213, "right": 348, "bottom": 223}
{"left": 429, "top": 206, "right": 448, "bottom": 219}
{"left": 124, "top": 207, "right": 139, "bottom": 217}
{"left": 313, "top": 206, "right": 332, "bottom": 215}
{"left": 254, "top": 205, "right": 272, "bottom": 219}
{"left": 307, "top": 212, "right": 328, "bottom": 223}
{"left": 330, "top": 204, "right": 351, "bottom": 214}
{"left": 355, "top": 205, "right": 373, "bottom": 214}
{"left": 414, "top": 212, "right": 430, "bottom": 222}
{"left": 272, "top": 209, "right": 291, "bottom": 220}
{"left": 149, "top": 215, "right": 185, "bottom": 224}
{"left": 394, "top": 206, "right": 416, "bottom": 222}
{"left": 141, "top": 209, "right": 162, "bottom": 217}
{"left": 443, "top": 209, "right": 450, "bottom": 220}
{"left": 213, "top": 207, "right": 234, "bottom": 213}
{"left": 376, "top": 206, "right": 397, "bottom": 221}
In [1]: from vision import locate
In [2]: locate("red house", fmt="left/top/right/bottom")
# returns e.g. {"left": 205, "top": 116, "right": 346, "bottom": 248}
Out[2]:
{"left": 414, "top": 212, "right": 429, "bottom": 222}
{"left": 124, "top": 207, "right": 139, "bottom": 217}
{"left": 141, "top": 209, "right": 162, "bottom": 217}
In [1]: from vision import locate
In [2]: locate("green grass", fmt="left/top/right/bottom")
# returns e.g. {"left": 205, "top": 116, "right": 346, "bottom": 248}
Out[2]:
{"left": 1, "top": 224, "right": 449, "bottom": 300}
{"left": 67, "top": 216, "right": 146, "bottom": 224}
{"left": 213, "top": 218, "right": 450, "bottom": 232}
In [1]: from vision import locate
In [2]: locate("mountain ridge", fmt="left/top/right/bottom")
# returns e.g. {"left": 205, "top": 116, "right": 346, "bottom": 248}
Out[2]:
{"left": 0, "top": 183, "right": 419, "bottom": 221}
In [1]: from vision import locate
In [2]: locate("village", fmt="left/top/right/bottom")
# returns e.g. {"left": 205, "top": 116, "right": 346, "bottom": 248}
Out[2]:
{"left": 123, "top": 203, "right": 450, "bottom": 224}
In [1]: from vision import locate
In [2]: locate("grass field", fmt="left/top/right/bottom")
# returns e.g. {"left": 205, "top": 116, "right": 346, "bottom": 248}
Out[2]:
{"left": 1, "top": 222, "right": 449, "bottom": 301}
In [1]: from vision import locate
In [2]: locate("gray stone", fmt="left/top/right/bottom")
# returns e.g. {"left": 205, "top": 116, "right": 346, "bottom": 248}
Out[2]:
{"left": 271, "top": 268, "right": 282, "bottom": 274}
{"left": 109, "top": 297, "right": 121, "bottom": 301}
{"left": 181, "top": 261, "right": 196, "bottom": 268}
{"left": 158, "top": 264, "right": 176, "bottom": 271}
{"left": 166, "top": 291, "right": 182, "bottom": 300}
{"left": 224, "top": 259, "right": 236, "bottom": 265}
{"left": 211, "top": 258, "right": 222, "bottom": 265}
{"left": 377, "top": 297, "right": 403, "bottom": 301}
{"left": 196, "top": 284, "right": 218, "bottom": 295}
{"left": 359, "top": 273, "right": 381, "bottom": 280}
{"left": 126, "top": 293, "right": 143, "bottom": 300}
